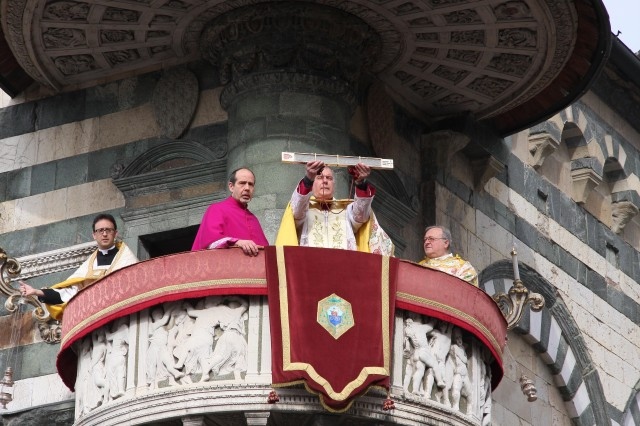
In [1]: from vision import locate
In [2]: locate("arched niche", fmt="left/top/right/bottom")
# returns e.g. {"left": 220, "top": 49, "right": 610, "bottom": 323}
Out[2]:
{"left": 480, "top": 261, "right": 612, "bottom": 426}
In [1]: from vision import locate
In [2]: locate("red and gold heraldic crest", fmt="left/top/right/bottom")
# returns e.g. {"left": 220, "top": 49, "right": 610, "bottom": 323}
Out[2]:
{"left": 266, "top": 246, "right": 398, "bottom": 412}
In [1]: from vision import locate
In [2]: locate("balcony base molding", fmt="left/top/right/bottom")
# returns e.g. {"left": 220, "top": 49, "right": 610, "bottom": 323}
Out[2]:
{"left": 74, "top": 383, "right": 480, "bottom": 426}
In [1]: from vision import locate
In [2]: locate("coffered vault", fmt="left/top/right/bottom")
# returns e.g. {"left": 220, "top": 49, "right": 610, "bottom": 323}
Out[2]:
{"left": 1, "top": 0, "right": 610, "bottom": 135}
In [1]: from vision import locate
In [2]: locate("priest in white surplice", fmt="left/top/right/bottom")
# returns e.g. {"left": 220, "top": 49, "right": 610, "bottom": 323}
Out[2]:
{"left": 20, "top": 213, "right": 138, "bottom": 320}
{"left": 276, "top": 160, "right": 393, "bottom": 256}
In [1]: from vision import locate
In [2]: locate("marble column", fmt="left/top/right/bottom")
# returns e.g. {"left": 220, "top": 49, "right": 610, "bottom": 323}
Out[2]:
{"left": 182, "top": 415, "right": 204, "bottom": 426}
{"left": 200, "top": 2, "right": 381, "bottom": 238}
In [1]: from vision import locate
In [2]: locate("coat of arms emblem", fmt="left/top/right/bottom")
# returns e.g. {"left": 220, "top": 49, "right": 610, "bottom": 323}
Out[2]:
{"left": 317, "top": 293, "right": 354, "bottom": 339}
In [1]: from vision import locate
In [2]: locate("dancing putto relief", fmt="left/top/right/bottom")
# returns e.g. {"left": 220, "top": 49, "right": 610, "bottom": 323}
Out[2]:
{"left": 75, "top": 299, "right": 493, "bottom": 423}
{"left": 402, "top": 313, "right": 493, "bottom": 424}
{"left": 75, "top": 296, "right": 250, "bottom": 414}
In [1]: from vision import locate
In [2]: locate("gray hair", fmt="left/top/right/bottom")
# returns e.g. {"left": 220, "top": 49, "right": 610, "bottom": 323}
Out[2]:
{"left": 424, "top": 225, "right": 453, "bottom": 252}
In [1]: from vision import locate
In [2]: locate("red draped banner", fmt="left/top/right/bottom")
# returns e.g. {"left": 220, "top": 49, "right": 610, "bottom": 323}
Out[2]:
{"left": 265, "top": 246, "right": 398, "bottom": 412}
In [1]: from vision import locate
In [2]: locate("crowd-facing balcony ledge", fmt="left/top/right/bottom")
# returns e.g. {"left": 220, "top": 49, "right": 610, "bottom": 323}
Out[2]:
{"left": 56, "top": 246, "right": 506, "bottom": 426}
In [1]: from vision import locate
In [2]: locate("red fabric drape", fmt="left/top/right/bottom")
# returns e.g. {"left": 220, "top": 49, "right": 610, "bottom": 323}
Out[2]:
{"left": 265, "top": 246, "right": 397, "bottom": 412}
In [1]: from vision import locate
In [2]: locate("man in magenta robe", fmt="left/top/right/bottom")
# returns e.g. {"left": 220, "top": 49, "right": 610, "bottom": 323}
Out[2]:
{"left": 192, "top": 168, "right": 269, "bottom": 256}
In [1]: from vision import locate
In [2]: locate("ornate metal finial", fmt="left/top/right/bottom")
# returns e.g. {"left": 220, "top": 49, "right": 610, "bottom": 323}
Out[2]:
{"left": 0, "top": 367, "right": 14, "bottom": 409}
{"left": 492, "top": 248, "right": 545, "bottom": 329}
{"left": 0, "top": 247, "right": 61, "bottom": 343}
{"left": 519, "top": 374, "right": 537, "bottom": 402}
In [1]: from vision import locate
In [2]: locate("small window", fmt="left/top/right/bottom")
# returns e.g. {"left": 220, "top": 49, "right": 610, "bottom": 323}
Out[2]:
{"left": 605, "top": 242, "right": 618, "bottom": 268}
{"left": 139, "top": 225, "right": 199, "bottom": 259}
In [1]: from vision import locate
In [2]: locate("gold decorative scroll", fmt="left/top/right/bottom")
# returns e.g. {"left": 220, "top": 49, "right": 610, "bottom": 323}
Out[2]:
{"left": 492, "top": 248, "right": 545, "bottom": 330}
{"left": 281, "top": 152, "right": 394, "bottom": 169}
{"left": 0, "top": 248, "right": 59, "bottom": 344}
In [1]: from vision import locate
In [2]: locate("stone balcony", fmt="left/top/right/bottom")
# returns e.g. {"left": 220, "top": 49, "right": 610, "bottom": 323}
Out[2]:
{"left": 56, "top": 247, "right": 506, "bottom": 426}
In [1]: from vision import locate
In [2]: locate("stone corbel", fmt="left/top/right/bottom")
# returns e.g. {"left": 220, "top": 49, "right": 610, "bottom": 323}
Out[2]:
{"left": 611, "top": 200, "right": 639, "bottom": 234}
{"left": 528, "top": 132, "right": 559, "bottom": 169}
{"left": 470, "top": 155, "right": 505, "bottom": 191}
{"left": 422, "top": 130, "right": 470, "bottom": 165}
{"left": 37, "top": 321, "right": 62, "bottom": 344}
{"left": 245, "top": 412, "right": 270, "bottom": 425}
{"left": 570, "top": 167, "right": 602, "bottom": 204}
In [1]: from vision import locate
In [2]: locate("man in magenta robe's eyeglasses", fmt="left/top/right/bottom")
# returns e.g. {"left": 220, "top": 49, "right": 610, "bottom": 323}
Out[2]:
{"left": 192, "top": 168, "right": 269, "bottom": 256}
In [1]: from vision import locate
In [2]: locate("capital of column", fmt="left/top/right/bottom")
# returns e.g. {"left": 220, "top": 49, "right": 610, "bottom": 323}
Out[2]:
{"left": 200, "top": 2, "right": 381, "bottom": 110}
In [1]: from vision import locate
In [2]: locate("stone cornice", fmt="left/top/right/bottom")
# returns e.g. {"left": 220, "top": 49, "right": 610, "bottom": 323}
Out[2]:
{"left": 592, "top": 38, "right": 640, "bottom": 136}
{"left": 73, "top": 383, "right": 476, "bottom": 426}
{"left": 219, "top": 71, "right": 359, "bottom": 111}
{"left": 113, "top": 161, "right": 226, "bottom": 198}
{"left": 120, "top": 193, "right": 224, "bottom": 224}
{"left": 16, "top": 241, "right": 96, "bottom": 279}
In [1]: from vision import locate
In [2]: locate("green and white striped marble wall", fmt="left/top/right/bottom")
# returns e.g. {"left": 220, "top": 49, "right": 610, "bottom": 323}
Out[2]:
{"left": 2, "top": 59, "right": 640, "bottom": 426}
{"left": 430, "top": 94, "right": 640, "bottom": 425}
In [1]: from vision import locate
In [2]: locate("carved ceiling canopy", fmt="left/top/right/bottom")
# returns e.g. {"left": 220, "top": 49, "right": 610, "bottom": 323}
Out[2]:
{"left": 1, "top": 0, "right": 610, "bottom": 134}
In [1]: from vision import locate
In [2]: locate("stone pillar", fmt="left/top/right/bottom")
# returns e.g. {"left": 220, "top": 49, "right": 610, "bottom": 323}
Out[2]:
{"left": 200, "top": 2, "right": 381, "bottom": 237}
{"left": 182, "top": 416, "right": 205, "bottom": 426}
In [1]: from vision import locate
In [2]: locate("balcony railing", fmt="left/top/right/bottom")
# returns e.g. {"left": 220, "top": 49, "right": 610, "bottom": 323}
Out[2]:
{"left": 55, "top": 246, "right": 506, "bottom": 426}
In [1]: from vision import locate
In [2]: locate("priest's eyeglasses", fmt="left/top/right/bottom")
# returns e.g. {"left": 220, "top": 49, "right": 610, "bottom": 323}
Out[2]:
{"left": 94, "top": 228, "right": 116, "bottom": 235}
{"left": 424, "top": 237, "right": 447, "bottom": 243}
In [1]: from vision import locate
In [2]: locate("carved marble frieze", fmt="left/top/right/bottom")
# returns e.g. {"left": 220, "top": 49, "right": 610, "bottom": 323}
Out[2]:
{"left": 198, "top": 2, "right": 383, "bottom": 109}
{"left": 200, "top": 2, "right": 382, "bottom": 86}
{"left": 75, "top": 296, "right": 252, "bottom": 418}
{"left": 401, "top": 312, "right": 494, "bottom": 424}
{"left": 2, "top": 0, "right": 596, "bottom": 131}
{"left": 72, "top": 297, "right": 496, "bottom": 426}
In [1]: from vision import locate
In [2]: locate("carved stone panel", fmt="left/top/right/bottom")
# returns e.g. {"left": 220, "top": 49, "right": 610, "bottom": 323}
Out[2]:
{"left": 611, "top": 201, "right": 639, "bottom": 234}
{"left": 200, "top": 2, "right": 381, "bottom": 109}
{"left": 401, "top": 312, "right": 494, "bottom": 424}
{"left": 151, "top": 68, "right": 199, "bottom": 139}
{"left": 70, "top": 293, "right": 496, "bottom": 426}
